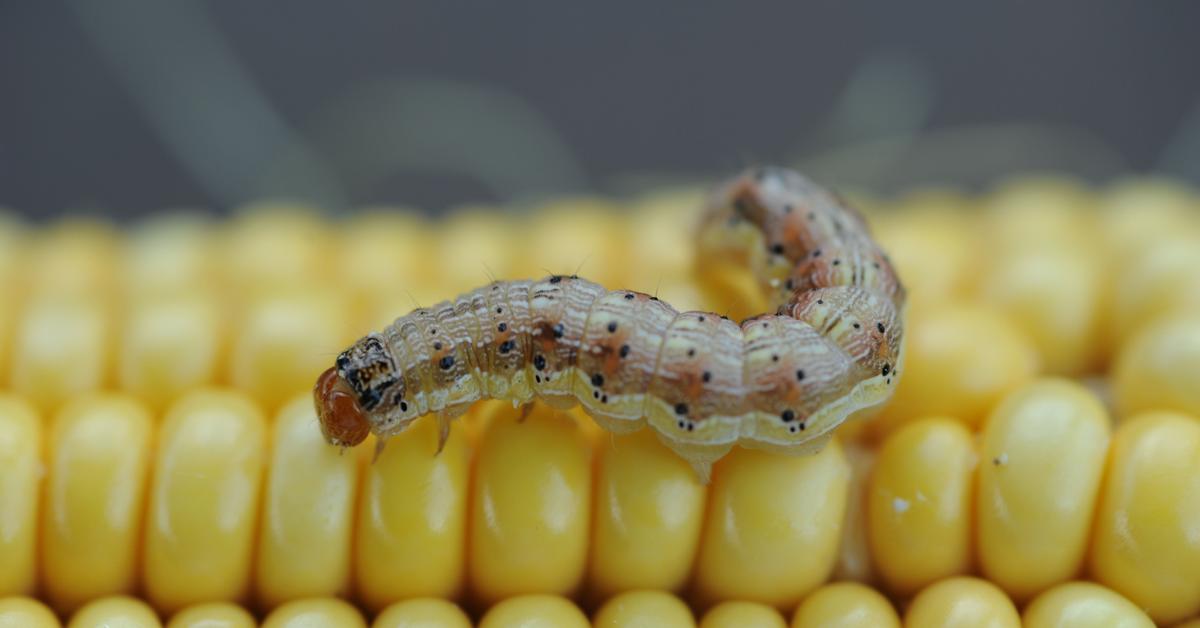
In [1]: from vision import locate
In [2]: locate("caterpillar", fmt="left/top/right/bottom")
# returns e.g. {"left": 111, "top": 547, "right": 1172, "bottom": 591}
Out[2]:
{"left": 315, "top": 167, "right": 905, "bottom": 481}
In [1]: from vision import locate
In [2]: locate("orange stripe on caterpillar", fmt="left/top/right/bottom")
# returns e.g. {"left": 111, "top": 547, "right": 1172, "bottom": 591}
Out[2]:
{"left": 315, "top": 167, "right": 906, "bottom": 481}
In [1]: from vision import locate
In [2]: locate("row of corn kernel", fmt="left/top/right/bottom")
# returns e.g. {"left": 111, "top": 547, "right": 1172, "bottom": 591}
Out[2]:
{"left": 0, "top": 191, "right": 713, "bottom": 417}
{"left": 2, "top": 377, "right": 1197, "bottom": 623}
{"left": 866, "top": 175, "right": 1200, "bottom": 386}
{"left": 2, "top": 243, "right": 1196, "bottom": 448}
{"left": 852, "top": 379, "right": 1200, "bottom": 625}
{"left": 3, "top": 175, "right": 1198, "bottom": 419}
{"left": 0, "top": 578, "right": 1167, "bottom": 627}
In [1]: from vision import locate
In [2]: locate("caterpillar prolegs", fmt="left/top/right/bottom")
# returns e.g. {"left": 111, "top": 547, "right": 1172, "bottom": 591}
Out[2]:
{"left": 315, "top": 167, "right": 906, "bottom": 481}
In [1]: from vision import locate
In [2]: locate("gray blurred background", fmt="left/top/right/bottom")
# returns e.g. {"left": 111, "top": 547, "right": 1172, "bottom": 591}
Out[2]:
{"left": 2, "top": 1, "right": 1198, "bottom": 218}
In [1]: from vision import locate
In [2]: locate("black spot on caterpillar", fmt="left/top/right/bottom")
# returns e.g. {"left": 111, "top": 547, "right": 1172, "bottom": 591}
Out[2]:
{"left": 316, "top": 167, "right": 906, "bottom": 481}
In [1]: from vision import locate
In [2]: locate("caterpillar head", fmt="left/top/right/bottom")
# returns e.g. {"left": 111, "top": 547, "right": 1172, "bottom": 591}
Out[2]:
{"left": 314, "top": 334, "right": 402, "bottom": 448}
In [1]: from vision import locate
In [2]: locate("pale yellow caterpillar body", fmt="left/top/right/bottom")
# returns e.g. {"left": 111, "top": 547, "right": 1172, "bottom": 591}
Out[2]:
{"left": 315, "top": 167, "right": 906, "bottom": 481}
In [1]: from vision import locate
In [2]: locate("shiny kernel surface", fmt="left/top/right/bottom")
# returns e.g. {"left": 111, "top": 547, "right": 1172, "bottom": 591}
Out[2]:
{"left": 790, "top": 582, "right": 899, "bottom": 628}
{"left": 1022, "top": 581, "right": 1153, "bottom": 628}
{"left": 229, "top": 289, "right": 350, "bottom": 413}
{"left": 371, "top": 598, "right": 472, "bottom": 628}
{"left": 42, "top": 395, "right": 154, "bottom": 612}
{"left": 255, "top": 395, "right": 359, "bottom": 608}
{"left": 903, "top": 577, "right": 1019, "bottom": 628}
{"left": 693, "top": 440, "right": 848, "bottom": 610}
{"left": 700, "top": 601, "right": 786, "bottom": 628}
{"left": 476, "top": 594, "right": 589, "bottom": 628}
{"left": 355, "top": 415, "right": 469, "bottom": 612}
{"left": 166, "top": 602, "right": 256, "bottom": 628}
{"left": 1089, "top": 411, "right": 1200, "bottom": 624}
{"left": 68, "top": 595, "right": 161, "bottom": 628}
{"left": 0, "top": 597, "right": 60, "bottom": 628}
{"left": 143, "top": 391, "right": 267, "bottom": 614}
{"left": 975, "top": 379, "right": 1110, "bottom": 601}
{"left": 469, "top": 405, "right": 592, "bottom": 605}
{"left": 10, "top": 296, "right": 109, "bottom": 412}
{"left": 1111, "top": 234, "right": 1200, "bottom": 347}
{"left": 977, "top": 243, "right": 1103, "bottom": 375}
{"left": 867, "top": 419, "right": 976, "bottom": 596}
{"left": 593, "top": 590, "right": 695, "bottom": 627}
{"left": 871, "top": 303, "right": 1038, "bottom": 438}
{"left": 589, "top": 429, "right": 706, "bottom": 599}
{"left": 261, "top": 597, "right": 366, "bottom": 628}
{"left": 1113, "top": 315, "right": 1200, "bottom": 419}
{"left": 118, "top": 295, "right": 222, "bottom": 412}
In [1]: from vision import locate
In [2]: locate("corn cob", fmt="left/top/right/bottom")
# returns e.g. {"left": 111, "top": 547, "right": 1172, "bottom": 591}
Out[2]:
{"left": 0, "top": 174, "right": 1197, "bottom": 626}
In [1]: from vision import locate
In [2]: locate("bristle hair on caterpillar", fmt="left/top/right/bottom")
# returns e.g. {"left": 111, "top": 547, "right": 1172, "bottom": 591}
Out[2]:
{"left": 315, "top": 167, "right": 906, "bottom": 481}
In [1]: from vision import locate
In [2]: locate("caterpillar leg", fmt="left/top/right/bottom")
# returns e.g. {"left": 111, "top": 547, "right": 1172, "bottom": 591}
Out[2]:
{"left": 435, "top": 413, "right": 452, "bottom": 454}
{"left": 517, "top": 402, "right": 535, "bottom": 423}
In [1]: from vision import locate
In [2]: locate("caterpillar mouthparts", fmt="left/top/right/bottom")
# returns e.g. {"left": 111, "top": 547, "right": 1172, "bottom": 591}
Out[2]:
{"left": 315, "top": 167, "right": 905, "bottom": 481}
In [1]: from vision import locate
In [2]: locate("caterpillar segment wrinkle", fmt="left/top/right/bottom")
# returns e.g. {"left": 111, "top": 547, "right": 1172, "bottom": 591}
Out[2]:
{"left": 315, "top": 167, "right": 907, "bottom": 481}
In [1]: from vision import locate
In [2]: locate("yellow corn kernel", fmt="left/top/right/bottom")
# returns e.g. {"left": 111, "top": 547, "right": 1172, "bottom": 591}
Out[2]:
{"left": 1111, "top": 233, "right": 1200, "bottom": 347}
{"left": 255, "top": 395, "right": 360, "bottom": 608}
{"left": 790, "top": 582, "right": 899, "bottom": 628}
{"left": 337, "top": 209, "right": 435, "bottom": 325}
{"left": 261, "top": 598, "right": 366, "bottom": 628}
{"left": 118, "top": 294, "right": 223, "bottom": 412}
{"left": 0, "top": 396, "right": 40, "bottom": 596}
{"left": 977, "top": 243, "right": 1103, "bottom": 375}
{"left": 833, "top": 442, "right": 875, "bottom": 583}
{"left": 564, "top": 405, "right": 606, "bottom": 445}
{"left": 1022, "top": 581, "right": 1153, "bottom": 628}
{"left": 27, "top": 219, "right": 119, "bottom": 300}
{"left": 1099, "top": 176, "right": 1200, "bottom": 256}
{"left": 229, "top": 288, "right": 351, "bottom": 413}
{"left": 143, "top": 391, "right": 267, "bottom": 614}
{"left": 593, "top": 590, "right": 695, "bottom": 627}
{"left": 122, "top": 214, "right": 220, "bottom": 299}
{"left": 477, "top": 594, "right": 589, "bottom": 628}
{"left": 588, "top": 429, "right": 706, "bottom": 600}
{"left": 42, "top": 395, "right": 154, "bottom": 613}
{"left": 980, "top": 175, "right": 1097, "bottom": 251}
{"left": 693, "top": 440, "right": 849, "bottom": 610}
{"left": 904, "top": 577, "right": 1019, "bottom": 628}
{"left": 516, "top": 199, "right": 630, "bottom": 288}
{"left": 1113, "top": 315, "right": 1200, "bottom": 419}
{"left": 371, "top": 598, "right": 471, "bottom": 628}
{"left": 872, "top": 199, "right": 981, "bottom": 306}
{"left": 1089, "top": 411, "right": 1200, "bottom": 624}
{"left": 10, "top": 296, "right": 110, "bottom": 413}
{"left": 222, "top": 203, "right": 333, "bottom": 296}
{"left": 870, "top": 303, "right": 1038, "bottom": 439}
{"left": 166, "top": 602, "right": 256, "bottom": 628}
{"left": 698, "top": 601, "right": 785, "bottom": 628}
{"left": 0, "top": 596, "right": 59, "bottom": 628}
{"left": 976, "top": 379, "right": 1110, "bottom": 601}
{"left": 468, "top": 404, "right": 592, "bottom": 605}
{"left": 867, "top": 418, "right": 975, "bottom": 597}
{"left": 68, "top": 596, "right": 161, "bottom": 628}
{"left": 355, "top": 415, "right": 469, "bottom": 613}
{"left": 436, "top": 208, "right": 519, "bottom": 295}
{"left": 628, "top": 188, "right": 705, "bottom": 279}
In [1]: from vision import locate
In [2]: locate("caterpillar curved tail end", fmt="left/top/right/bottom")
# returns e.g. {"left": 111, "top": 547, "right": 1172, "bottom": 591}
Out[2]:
{"left": 315, "top": 167, "right": 906, "bottom": 482}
